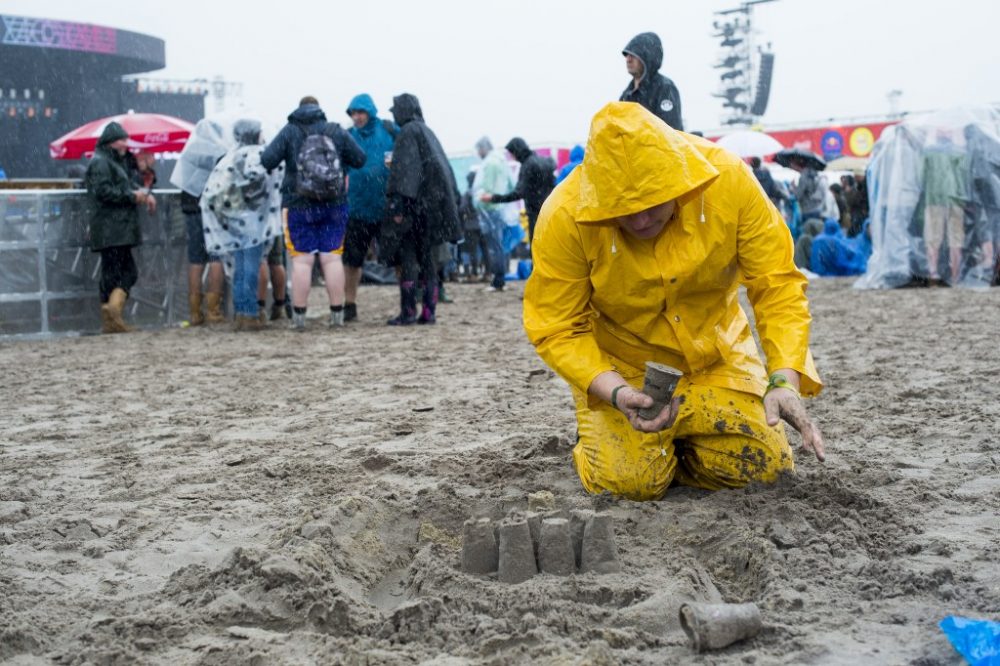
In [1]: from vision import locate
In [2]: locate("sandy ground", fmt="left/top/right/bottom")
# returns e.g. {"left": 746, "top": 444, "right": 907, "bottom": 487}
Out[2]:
{"left": 1, "top": 278, "right": 998, "bottom": 665}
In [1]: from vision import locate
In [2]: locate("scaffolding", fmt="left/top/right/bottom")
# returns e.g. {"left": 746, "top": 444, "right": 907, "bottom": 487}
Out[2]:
{"left": 712, "top": 0, "right": 778, "bottom": 126}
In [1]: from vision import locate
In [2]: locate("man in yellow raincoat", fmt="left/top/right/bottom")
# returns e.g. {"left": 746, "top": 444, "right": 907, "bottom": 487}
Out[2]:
{"left": 523, "top": 102, "right": 825, "bottom": 501}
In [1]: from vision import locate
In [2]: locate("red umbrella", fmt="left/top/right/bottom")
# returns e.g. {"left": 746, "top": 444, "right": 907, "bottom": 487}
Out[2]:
{"left": 49, "top": 112, "right": 196, "bottom": 160}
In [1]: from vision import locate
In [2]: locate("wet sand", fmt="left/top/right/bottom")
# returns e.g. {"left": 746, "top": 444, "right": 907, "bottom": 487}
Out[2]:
{"left": 1, "top": 279, "right": 998, "bottom": 664}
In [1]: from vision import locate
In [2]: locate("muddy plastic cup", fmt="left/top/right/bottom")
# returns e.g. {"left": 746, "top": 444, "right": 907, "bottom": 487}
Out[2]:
{"left": 637, "top": 362, "right": 683, "bottom": 420}
{"left": 679, "top": 602, "right": 763, "bottom": 652}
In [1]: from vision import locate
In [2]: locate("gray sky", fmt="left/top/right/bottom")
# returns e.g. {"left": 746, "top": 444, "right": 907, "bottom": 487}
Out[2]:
{"left": 6, "top": 1, "right": 1000, "bottom": 152}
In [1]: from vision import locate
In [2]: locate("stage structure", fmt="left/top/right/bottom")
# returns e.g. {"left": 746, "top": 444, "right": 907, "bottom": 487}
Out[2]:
{"left": 0, "top": 14, "right": 213, "bottom": 178}
{"left": 712, "top": 0, "right": 778, "bottom": 126}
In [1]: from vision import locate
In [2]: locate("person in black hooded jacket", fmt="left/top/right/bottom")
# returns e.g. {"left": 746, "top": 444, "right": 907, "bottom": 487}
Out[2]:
{"left": 480, "top": 137, "right": 555, "bottom": 244}
{"left": 619, "top": 32, "right": 683, "bottom": 131}
{"left": 260, "top": 96, "right": 366, "bottom": 330}
{"left": 384, "top": 93, "right": 460, "bottom": 326}
{"left": 84, "top": 121, "right": 156, "bottom": 334}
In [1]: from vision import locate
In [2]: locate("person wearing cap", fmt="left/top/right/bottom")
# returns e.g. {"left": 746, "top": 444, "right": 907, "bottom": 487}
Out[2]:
{"left": 84, "top": 121, "right": 156, "bottom": 334}
{"left": 619, "top": 31, "right": 683, "bottom": 131}
{"left": 523, "top": 102, "right": 824, "bottom": 501}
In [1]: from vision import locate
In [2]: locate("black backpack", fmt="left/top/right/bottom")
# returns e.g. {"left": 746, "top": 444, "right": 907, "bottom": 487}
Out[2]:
{"left": 295, "top": 125, "right": 345, "bottom": 201}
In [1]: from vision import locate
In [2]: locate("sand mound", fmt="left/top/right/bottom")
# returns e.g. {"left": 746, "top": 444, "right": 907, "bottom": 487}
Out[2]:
{"left": 1, "top": 280, "right": 998, "bottom": 664}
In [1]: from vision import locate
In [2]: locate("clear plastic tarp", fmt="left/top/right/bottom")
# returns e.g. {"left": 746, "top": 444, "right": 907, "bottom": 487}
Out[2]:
{"left": 856, "top": 106, "right": 1000, "bottom": 288}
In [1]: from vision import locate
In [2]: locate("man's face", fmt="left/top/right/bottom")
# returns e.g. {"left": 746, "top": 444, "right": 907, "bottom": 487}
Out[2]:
{"left": 350, "top": 110, "right": 369, "bottom": 129}
{"left": 625, "top": 53, "right": 644, "bottom": 78}
{"left": 613, "top": 200, "right": 676, "bottom": 240}
{"left": 110, "top": 138, "right": 129, "bottom": 156}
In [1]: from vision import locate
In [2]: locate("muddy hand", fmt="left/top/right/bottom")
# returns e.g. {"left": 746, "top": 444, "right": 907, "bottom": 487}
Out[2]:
{"left": 619, "top": 388, "right": 680, "bottom": 433}
{"left": 764, "top": 389, "right": 825, "bottom": 462}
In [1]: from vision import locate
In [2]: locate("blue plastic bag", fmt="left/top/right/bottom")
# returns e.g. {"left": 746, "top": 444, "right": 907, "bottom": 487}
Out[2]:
{"left": 940, "top": 616, "right": 1000, "bottom": 665}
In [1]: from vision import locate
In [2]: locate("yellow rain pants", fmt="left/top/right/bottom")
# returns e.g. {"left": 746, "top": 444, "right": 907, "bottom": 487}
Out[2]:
{"left": 571, "top": 360, "right": 794, "bottom": 501}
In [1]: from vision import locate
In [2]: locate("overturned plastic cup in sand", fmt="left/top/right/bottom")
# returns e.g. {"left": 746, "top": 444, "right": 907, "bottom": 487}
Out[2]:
{"left": 637, "top": 362, "right": 683, "bottom": 420}
{"left": 679, "top": 602, "right": 763, "bottom": 652}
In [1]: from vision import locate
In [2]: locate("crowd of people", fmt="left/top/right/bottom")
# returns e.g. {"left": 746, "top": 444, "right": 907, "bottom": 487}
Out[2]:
{"left": 79, "top": 29, "right": 833, "bottom": 501}
{"left": 749, "top": 155, "right": 873, "bottom": 277}
{"left": 83, "top": 29, "right": 689, "bottom": 335}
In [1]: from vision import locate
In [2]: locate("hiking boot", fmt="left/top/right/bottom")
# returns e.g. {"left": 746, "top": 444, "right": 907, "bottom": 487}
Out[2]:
{"left": 234, "top": 315, "right": 267, "bottom": 332}
{"left": 329, "top": 309, "right": 345, "bottom": 328}
{"left": 292, "top": 311, "right": 306, "bottom": 331}
{"left": 344, "top": 302, "right": 357, "bottom": 322}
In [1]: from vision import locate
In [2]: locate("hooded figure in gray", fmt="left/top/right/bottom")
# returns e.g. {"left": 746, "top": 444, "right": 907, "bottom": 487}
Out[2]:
{"left": 619, "top": 32, "right": 683, "bottom": 131}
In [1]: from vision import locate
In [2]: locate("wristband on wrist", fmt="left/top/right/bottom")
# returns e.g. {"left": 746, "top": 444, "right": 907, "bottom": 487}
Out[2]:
{"left": 610, "top": 384, "right": 629, "bottom": 410}
{"left": 766, "top": 372, "right": 800, "bottom": 397}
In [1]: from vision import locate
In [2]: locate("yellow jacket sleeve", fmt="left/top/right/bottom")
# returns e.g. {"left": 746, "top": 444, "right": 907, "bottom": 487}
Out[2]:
{"left": 734, "top": 164, "right": 823, "bottom": 396}
{"left": 523, "top": 212, "right": 615, "bottom": 394}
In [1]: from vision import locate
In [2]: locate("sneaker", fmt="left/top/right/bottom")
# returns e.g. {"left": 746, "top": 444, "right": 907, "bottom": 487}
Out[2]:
{"left": 329, "top": 309, "right": 345, "bottom": 328}
{"left": 292, "top": 311, "right": 306, "bottom": 331}
{"left": 284, "top": 301, "right": 293, "bottom": 319}
{"left": 484, "top": 285, "right": 505, "bottom": 293}
{"left": 344, "top": 303, "right": 357, "bottom": 322}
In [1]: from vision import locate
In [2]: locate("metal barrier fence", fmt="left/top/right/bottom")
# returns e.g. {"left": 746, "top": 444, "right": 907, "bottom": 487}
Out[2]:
{"left": 0, "top": 189, "right": 189, "bottom": 339}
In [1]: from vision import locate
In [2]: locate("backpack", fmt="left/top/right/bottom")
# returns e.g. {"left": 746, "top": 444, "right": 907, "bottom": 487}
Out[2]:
{"left": 295, "top": 125, "right": 344, "bottom": 200}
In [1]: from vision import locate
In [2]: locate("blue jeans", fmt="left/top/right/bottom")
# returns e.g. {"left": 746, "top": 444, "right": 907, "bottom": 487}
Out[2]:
{"left": 233, "top": 244, "right": 264, "bottom": 317}
{"left": 479, "top": 208, "right": 508, "bottom": 289}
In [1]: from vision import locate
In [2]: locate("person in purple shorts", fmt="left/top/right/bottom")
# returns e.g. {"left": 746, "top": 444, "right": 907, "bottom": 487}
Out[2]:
{"left": 261, "top": 96, "right": 366, "bottom": 330}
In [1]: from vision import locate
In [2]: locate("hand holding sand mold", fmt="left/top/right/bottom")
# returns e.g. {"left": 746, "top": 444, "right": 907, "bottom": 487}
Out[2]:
{"left": 597, "top": 364, "right": 826, "bottom": 463}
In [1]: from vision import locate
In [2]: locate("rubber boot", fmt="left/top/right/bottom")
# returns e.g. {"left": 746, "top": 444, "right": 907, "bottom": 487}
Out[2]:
{"left": 100, "top": 302, "right": 117, "bottom": 334}
{"left": 204, "top": 292, "right": 226, "bottom": 324}
{"left": 418, "top": 280, "right": 437, "bottom": 324}
{"left": 387, "top": 281, "right": 418, "bottom": 326}
{"left": 106, "top": 288, "right": 134, "bottom": 333}
{"left": 188, "top": 293, "right": 205, "bottom": 326}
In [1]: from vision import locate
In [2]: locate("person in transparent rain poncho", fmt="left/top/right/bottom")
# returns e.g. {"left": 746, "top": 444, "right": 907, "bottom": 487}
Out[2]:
{"left": 200, "top": 119, "right": 284, "bottom": 331}
{"left": 170, "top": 118, "right": 230, "bottom": 325}
{"left": 857, "top": 107, "right": 1000, "bottom": 289}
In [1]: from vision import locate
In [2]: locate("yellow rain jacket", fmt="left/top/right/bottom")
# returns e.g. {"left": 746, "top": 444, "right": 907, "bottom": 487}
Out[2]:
{"left": 524, "top": 103, "right": 822, "bottom": 404}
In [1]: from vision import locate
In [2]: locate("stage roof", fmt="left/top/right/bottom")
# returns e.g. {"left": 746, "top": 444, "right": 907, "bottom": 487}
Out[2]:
{"left": 0, "top": 14, "right": 165, "bottom": 79}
